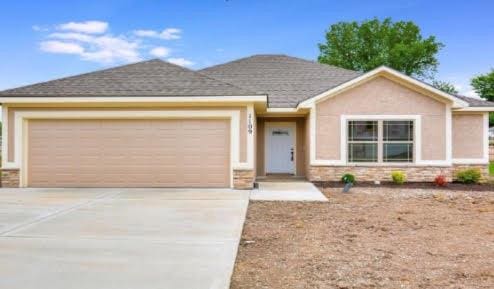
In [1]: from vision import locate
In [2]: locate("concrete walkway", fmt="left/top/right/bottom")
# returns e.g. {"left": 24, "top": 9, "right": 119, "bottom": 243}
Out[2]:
{"left": 250, "top": 181, "right": 328, "bottom": 202}
{"left": 0, "top": 188, "right": 249, "bottom": 289}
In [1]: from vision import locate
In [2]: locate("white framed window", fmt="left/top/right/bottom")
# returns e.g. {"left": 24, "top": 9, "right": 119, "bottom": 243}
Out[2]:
{"left": 383, "top": 120, "right": 414, "bottom": 162}
{"left": 347, "top": 120, "right": 414, "bottom": 163}
{"left": 347, "top": 121, "right": 378, "bottom": 162}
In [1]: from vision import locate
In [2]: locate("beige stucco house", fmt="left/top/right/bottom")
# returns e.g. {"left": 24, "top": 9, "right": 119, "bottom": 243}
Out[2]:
{"left": 0, "top": 55, "right": 492, "bottom": 189}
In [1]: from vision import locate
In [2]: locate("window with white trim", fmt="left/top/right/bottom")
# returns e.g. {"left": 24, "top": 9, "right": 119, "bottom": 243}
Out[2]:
{"left": 347, "top": 120, "right": 414, "bottom": 163}
{"left": 348, "top": 121, "right": 378, "bottom": 162}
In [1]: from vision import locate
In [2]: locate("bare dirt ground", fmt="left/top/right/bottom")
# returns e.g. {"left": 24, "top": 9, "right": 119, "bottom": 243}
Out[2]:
{"left": 231, "top": 188, "right": 494, "bottom": 289}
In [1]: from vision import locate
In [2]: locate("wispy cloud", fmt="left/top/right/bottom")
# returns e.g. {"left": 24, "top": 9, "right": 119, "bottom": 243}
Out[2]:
{"left": 57, "top": 21, "right": 108, "bottom": 34}
{"left": 134, "top": 28, "right": 181, "bottom": 40}
{"left": 36, "top": 21, "right": 189, "bottom": 65}
{"left": 32, "top": 25, "right": 48, "bottom": 32}
{"left": 167, "top": 57, "right": 194, "bottom": 67}
{"left": 40, "top": 41, "right": 85, "bottom": 54}
{"left": 455, "top": 84, "right": 479, "bottom": 98}
{"left": 45, "top": 32, "right": 141, "bottom": 64}
{"left": 149, "top": 47, "right": 171, "bottom": 58}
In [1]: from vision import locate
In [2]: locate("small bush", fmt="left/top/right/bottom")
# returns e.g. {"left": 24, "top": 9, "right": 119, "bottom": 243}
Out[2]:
{"left": 391, "top": 171, "right": 406, "bottom": 184}
{"left": 456, "top": 169, "right": 482, "bottom": 184}
{"left": 434, "top": 175, "right": 448, "bottom": 187}
{"left": 341, "top": 173, "right": 355, "bottom": 184}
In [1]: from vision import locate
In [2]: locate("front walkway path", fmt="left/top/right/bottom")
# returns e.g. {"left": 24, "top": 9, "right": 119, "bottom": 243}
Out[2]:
{"left": 250, "top": 181, "right": 328, "bottom": 202}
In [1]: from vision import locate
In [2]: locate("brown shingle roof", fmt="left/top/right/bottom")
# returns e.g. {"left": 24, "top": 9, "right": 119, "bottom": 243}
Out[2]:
{"left": 0, "top": 59, "right": 258, "bottom": 97}
{"left": 454, "top": 95, "right": 494, "bottom": 107}
{"left": 1, "top": 55, "right": 489, "bottom": 109}
{"left": 199, "top": 54, "right": 362, "bottom": 108}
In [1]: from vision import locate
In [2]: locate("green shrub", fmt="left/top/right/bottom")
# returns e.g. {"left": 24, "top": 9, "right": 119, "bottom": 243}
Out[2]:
{"left": 456, "top": 169, "right": 482, "bottom": 184}
{"left": 341, "top": 173, "right": 355, "bottom": 184}
{"left": 391, "top": 171, "right": 406, "bottom": 184}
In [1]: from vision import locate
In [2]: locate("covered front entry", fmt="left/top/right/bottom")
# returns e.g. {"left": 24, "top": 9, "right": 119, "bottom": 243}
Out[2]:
{"left": 264, "top": 122, "right": 296, "bottom": 174}
{"left": 256, "top": 117, "right": 308, "bottom": 178}
{"left": 27, "top": 119, "right": 231, "bottom": 188}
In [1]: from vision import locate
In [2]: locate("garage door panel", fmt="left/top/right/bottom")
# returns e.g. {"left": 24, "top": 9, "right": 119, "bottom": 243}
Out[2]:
{"left": 28, "top": 119, "right": 230, "bottom": 187}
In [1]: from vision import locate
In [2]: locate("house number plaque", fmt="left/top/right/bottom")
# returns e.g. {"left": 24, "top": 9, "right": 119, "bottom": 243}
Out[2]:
{"left": 247, "top": 113, "right": 253, "bottom": 135}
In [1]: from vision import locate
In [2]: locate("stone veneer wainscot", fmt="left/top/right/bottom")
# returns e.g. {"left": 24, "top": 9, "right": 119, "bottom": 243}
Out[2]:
{"left": 1, "top": 168, "right": 20, "bottom": 187}
{"left": 233, "top": 169, "right": 255, "bottom": 189}
{"left": 308, "top": 164, "right": 488, "bottom": 183}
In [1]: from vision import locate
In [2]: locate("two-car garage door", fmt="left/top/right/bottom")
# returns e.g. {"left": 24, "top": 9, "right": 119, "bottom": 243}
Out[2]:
{"left": 27, "top": 119, "right": 230, "bottom": 188}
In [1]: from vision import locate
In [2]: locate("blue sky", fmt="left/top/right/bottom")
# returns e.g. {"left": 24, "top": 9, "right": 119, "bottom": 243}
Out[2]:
{"left": 0, "top": 0, "right": 493, "bottom": 97}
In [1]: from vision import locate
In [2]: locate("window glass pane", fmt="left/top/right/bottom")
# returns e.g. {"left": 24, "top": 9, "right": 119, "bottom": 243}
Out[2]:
{"left": 348, "top": 121, "right": 378, "bottom": 141}
{"left": 383, "top": 143, "right": 413, "bottom": 162}
{"left": 348, "top": 143, "right": 377, "bottom": 162}
{"left": 383, "top": 121, "right": 413, "bottom": 141}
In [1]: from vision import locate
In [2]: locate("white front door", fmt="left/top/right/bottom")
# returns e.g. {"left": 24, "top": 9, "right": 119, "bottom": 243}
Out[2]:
{"left": 265, "top": 123, "right": 295, "bottom": 174}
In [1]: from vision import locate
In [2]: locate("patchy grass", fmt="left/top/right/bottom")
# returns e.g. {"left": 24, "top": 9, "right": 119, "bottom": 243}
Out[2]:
{"left": 231, "top": 188, "right": 494, "bottom": 289}
{"left": 490, "top": 162, "right": 494, "bottom": 176}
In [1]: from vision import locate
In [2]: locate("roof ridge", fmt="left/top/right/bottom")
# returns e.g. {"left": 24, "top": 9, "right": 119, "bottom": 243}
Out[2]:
{"left": 199, "top": 54, "right": 361, "bottom": 75}
{"left": 281, "top": 55, "right": 361, "bottom": 74}
{"left": 0, "top": 58, "right": 165, "bottom": 93}
{"left": 150, "top": 58, "right": 261, "bottom": 95}
{"left": 198, "top": 55, "right": 262, "bottom": 73}
{"left": 194, "top": 70, "right": 260, "bottom": 95}
{"left": 0, "top": 58, "right": 262, "bottom": 96}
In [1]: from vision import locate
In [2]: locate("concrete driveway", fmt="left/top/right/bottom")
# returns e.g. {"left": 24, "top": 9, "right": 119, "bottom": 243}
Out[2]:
{"left": 0, "top": 188, "right": 249, "bottom": 289}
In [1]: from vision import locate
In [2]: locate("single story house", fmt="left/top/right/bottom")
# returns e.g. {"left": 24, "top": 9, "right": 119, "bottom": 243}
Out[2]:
{"left": 0, "top": 55, "right": 492, "bottom": 189}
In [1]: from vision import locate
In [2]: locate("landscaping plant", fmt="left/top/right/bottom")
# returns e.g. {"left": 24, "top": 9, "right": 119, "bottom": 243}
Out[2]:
{"left": 391, "top": 171, "right": 406, "bottom": 184}
{"left": 341, "top": 173, "right": 356, "bottom": 184}
{"left": 456, "top": 169, "right": 482, "bottom": 184}
{"left": 434, "top": 175, "right": 448, "bottom": 187}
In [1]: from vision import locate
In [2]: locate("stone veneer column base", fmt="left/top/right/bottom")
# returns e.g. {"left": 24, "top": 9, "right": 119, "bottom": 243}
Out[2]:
{"left": 233, "top": 169, "right": 255, "bottom": 189}
{"left": 1, "top": 168, "right": 20, "bottom": 187}
{"left": 309, "top": 164, "right": 489, "bottom": 183}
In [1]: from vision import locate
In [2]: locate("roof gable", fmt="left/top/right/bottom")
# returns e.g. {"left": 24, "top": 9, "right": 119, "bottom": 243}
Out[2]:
{"left": 0, "top": 59, "right": 257, "bottom": 97}
{"left": 298, "top": 66, "right": 469, "bottom": 109}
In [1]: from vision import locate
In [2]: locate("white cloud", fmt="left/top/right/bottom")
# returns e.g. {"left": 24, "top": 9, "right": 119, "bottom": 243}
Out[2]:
{"left": 58, "top": 21, "right": 108, "bottom": 34}
{"left": 49, "top": 32, "right": 94, "bottom": 42}
{"left": 160, "top": 28, "right": 181, "bottom": 40}
{"left": 45, "top": 32, "right": 141, "bottom": 64}
{"left": 149, "top": 47, "right": 171, "bottom": 58}
{"left": 40, "top": 41, "right": 85, "bottom": 54}
{"left": 134, "top": 28, "right": 181, "bottom": 40}
{"left": 81, "top": 35, "right": 141, "bottom": 63}
{"left": 36, "top": 21, "right": 187, "bottom": 65}
{"left": 452, "top": 82, "right": 480, "bottom": 98}
{"left": 32, "top": 25, "right": 48, "bottom": 32}
{"left": 167, "top": 57, "right": 194, "bottom": 67}
{"left": 463, "top": 89, "right": 479, "bottom": 98}
{"left": 134, "top": 29, "right": 159, "bottom": 37}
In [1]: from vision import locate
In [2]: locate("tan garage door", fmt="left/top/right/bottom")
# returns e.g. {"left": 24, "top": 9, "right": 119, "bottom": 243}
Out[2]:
{"left": 27, "top": 119, "right": 230, "bottom": 187}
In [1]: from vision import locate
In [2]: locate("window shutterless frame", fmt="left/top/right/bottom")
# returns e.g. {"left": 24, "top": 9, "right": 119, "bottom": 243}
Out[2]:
{"left": 347, "top": 121, "right": 378, "bottom": 162}
{"left": 382, "top": 121, "right": 414, "bottom": 162}
{"left": 346, "top": 119, "right": 415, "bottom": 164}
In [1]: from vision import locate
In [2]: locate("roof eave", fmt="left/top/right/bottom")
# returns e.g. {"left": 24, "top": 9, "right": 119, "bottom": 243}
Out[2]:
{"left": 0, "top": 94, "right": 268, "bottom": 104}
{"left": 453, "top": 106, "right": 494, "bottom": 112}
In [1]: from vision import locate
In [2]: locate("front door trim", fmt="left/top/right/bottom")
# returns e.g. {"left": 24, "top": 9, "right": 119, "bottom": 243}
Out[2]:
{"left": 264, "top": 121, "right": 297, "bottom": 175}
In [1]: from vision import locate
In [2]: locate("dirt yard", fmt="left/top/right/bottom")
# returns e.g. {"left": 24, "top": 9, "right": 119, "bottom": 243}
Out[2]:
{"left": 231, "top": 188, "right": 494, "bottom": 289}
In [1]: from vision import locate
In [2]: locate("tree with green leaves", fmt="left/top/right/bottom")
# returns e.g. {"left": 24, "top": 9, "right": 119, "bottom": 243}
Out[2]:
{"left": 318, "top": 18, "right": 443, "bottom": 80}
{"left": 432, "top": 80, "right": 458, "bottom": 94}
{"left": 471, "top": 69, "right": 494, "bottom": 101}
